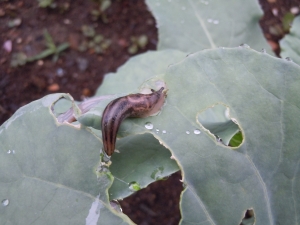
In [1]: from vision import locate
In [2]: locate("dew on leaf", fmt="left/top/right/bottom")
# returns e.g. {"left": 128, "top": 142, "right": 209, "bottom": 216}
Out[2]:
{"left": 213, "top": 20, "right": 219, "bottom": 24}
{"left": 128, "top": 181, "right": 141, "bottom": 192}
{"left": 194, "top": 129, "right": 201, "bottom": 134}
{"left": 145, "top": 122, "right": 153, "bottom": 130}
{"left": 239, "top": 43, "right": 250, "bottom": 48}
{"left": 162, "top": 130, "right": 166, "bottom": 134}
{"left": 7, "top": 150, "right": 11, "bottom": 154}
{"left": 2, "top": 199, "right": 9, "bottom": 206}
{"left": 285, "top": 57, "right": 293, "bottom": 62}
{"left": 186, "top": 131, "right": 190, "bottom": 134}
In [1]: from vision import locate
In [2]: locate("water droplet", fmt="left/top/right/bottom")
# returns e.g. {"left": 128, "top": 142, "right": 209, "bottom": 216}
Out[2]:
{"left": 2, "top": 199, "right": 9, "bottom": 206}
{"left": 207, "top": 18, "right": 213, "bottom": 23}
{"left": 182, "top": 6, "right": 186, "bottom": 10}
{"left": 216, "top": 135, "right": 222, "bottom": 142}
{"left": 128, "top": 182, "right": 141, "bottom": 192}
{"left": 261, "top": 48, "right": 266, "bottom": 53}
{"left": 162, "top": 130, "right": 166, "bottom": 134}
{"left": 194, "top": 129, "right": 201, "bottom": 134}
{"left": 239, "top": 44, "right": 250, "bottom": 48}
{"left": 7, "top": 150, "right": 11, "bottom": 154}
{"left": 12, "top": 150, "right": 15, "bottom": 154}
{"left": 213, "top": 20, "right": 219, "bottom": 24}
{"left": 145, "top": 122, "right": 153, "bottom": 130}
{"left": 156, "top": 129, "right": 159, "bottom": 132}
{"left": 186, "top": 131, "right": 190, "bottom": 134}
{"left": 285, "top": 57, "right": 293, "bottom": 62}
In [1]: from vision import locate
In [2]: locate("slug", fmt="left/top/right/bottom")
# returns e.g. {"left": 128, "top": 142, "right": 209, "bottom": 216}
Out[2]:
{"left": 101, "top": 87, "right": 166, "bottom": 156}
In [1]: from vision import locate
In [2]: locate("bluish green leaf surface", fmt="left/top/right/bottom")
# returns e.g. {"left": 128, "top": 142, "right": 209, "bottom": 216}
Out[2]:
{"left": 96, "top": 49, "right": 186, "bottom": 95}
{"left": 280, "top": 15, "right": 300, "bottom": 65}
{"left": 0, "top": 94, "right": 133, "bottom": 225}
{"left": 146, "top": 0, "right": 272, "bottom": 54}
{"left": 109, "top": 133, "right": 179, "bottom": 200}
{"left": 112, "top": 47, "right": 300, "bottom": 225}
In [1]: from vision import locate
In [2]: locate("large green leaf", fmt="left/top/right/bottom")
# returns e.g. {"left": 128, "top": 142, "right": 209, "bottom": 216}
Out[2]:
{"left": 0, "top": 94, "right": 133, "bottom": 225}
{"left": 146, "top": 0, "right": 272, "bottom": 54}
{"left": 110, "top": 47, "right": 300, "bottom": 224}
{"left": 96, "top": 49, "right": 186, "bottom": 95}
{"left": 280, "top": 15, "right": 300, "bottom": 65}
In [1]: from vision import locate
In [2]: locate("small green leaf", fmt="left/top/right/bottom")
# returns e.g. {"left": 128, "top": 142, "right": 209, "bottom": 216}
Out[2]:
{"left": 100, "top": 0, "right": 111, "bottom": 12}
{"left": 81, "top": 25, "right": 96, "bottom": 37}
{"left": 43, "top": 29, "right": 56, "bottom": 50}
{"left": 56, "top": 42, "right": 70, "bottom": 53}
{"left": 37, "top": 0, "right": 53, "bottom": 8}
{"left": 229, "top": 131, "right": 243, "bottom": 147}
{"left": 27, "top": 48, "right": 54, "bottom": 62}
{"left": 282, "top": 12, "right": 295, "bottom": 32}
{"left": 280, "top": 15, "right": 300, "bottom": 65}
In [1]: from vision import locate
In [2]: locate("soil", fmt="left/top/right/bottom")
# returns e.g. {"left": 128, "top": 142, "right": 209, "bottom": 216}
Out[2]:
{"left": 0, "top": 0, "right": 299, "bottom": 224}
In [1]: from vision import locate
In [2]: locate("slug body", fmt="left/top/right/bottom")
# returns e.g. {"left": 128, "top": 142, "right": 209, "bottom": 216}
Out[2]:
{"left": 101, "top": 87, "right": 166, "bottom": 156}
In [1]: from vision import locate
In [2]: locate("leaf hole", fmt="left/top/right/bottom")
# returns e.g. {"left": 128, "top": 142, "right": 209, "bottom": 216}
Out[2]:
{"left": 197, "top": 103, "right": 244, "bottom": 148}
{"left": 52, "top": 97, "right": 74, "bottom": 123}
{"left": 240, "top": 209, "right": 255, "bottom": 225}
{"left": 118, "top": 172, "right": 182, "bottom": 224}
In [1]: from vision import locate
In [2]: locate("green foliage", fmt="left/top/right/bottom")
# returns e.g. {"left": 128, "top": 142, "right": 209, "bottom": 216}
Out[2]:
{"left": 37, "top": 0, "right": 53, "bottom": 8}
{"left": 2, "top": 0, "right": 300, "bottom": 224}
{"left": 282, "top": 12, "right": 295, "bottom": 32}
{"left": 7, "top": 18, "right": 22, "bottom": 28}
{"left": 10, "top": 52, "right": 27, "bottom": 67}
{"left": 10, "top": 30, "right": 69, "bottom": 67}
{"left": 127, "top": 35, "right": 149, "bottom": 54}
{"left": 90, "top": 0, "right": 112, "bottom": 22}
{"left": 79, "top": 25, "right": 111, "bottom": 54}
{"left": 28, "top": 30, "right": 69, "bottom": 62}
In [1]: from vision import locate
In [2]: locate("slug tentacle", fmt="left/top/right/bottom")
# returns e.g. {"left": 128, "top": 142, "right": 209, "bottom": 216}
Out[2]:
{"left": 101, "top": 87, "right": 166, "bottom": 156}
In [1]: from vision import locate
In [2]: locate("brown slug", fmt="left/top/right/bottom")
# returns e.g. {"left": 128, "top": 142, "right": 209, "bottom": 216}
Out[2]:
{"left": 101, "top": 87, "right": 166, "bottom": 156}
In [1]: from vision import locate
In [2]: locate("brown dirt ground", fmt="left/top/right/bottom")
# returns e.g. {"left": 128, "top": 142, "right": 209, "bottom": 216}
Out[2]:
{"left": 0, "top": 0, "right": 299, "bottom": 224}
